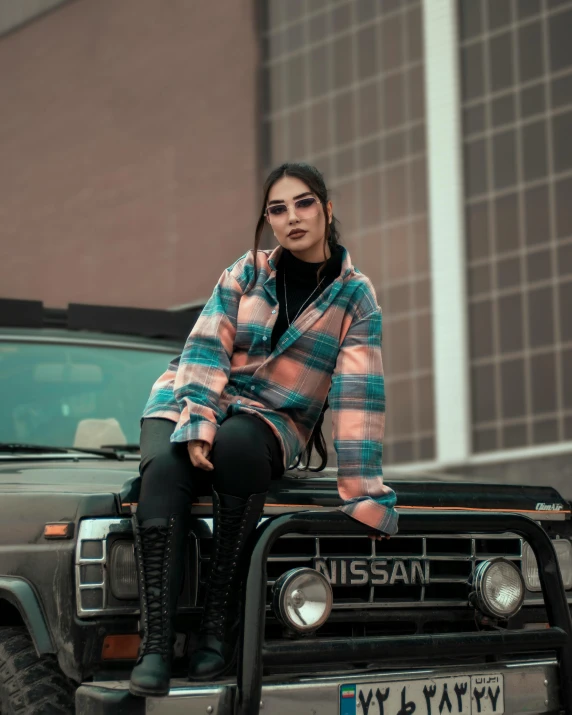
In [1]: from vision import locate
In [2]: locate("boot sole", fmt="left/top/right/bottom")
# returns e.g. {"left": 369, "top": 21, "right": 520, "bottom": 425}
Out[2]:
{"left": 129, "top": 683, "right": 170, "bottom": 698}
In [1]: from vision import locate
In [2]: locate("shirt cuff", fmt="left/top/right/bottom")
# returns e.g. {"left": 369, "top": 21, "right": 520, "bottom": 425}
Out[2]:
{"left": 169, "top": 419, "right": 218, "bottom": 447}
{"left": 340, "top": 498, "right": 399, "bottom": 536}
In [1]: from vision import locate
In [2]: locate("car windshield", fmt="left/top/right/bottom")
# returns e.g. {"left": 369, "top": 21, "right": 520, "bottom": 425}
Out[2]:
{"left": 0, "top": 340, "right": 174, "bottom": 451}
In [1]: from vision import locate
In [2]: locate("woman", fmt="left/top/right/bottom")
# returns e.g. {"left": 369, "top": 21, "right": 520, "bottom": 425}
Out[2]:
{"left": 129, "top": 163, "right": 398, "bottom": 698}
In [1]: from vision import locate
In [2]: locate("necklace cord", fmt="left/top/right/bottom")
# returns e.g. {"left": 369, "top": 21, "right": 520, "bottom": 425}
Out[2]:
{"left": 283, "top": 267, "right": 325, "bottom": 327}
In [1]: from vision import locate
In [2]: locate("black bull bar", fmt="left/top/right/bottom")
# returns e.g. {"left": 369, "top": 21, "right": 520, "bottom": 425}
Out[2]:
{"left": 235, "top": 510, "right": 572, "bottom": 715}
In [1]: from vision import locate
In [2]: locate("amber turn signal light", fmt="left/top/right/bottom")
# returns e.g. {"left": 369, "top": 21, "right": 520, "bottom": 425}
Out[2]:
{"left": 101, "top": 634, "right": 141, "bottom": 660}
{"left": 43, "top": 523, "right": 74, "bottom": 539}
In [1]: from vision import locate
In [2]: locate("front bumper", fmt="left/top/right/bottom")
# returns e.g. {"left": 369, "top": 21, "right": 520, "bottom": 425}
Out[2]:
{"left": 77, "top": 510, "right": 572, "bottom": 715}
{"left": 76, "top": 660, "right": 559, "bottom": 715}
{"left": 238, "top": 510, "right": 572, "bottom": 715}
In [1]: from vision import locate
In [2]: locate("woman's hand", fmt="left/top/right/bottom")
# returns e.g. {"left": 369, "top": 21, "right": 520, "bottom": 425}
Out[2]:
{"left": 369, "top": 533, "right": 390, "bottom": 541}
{"left": 187, "top": 440, "right": 214, "bottom": 471}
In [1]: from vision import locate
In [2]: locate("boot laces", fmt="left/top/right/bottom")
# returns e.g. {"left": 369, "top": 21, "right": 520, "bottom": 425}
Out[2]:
{"left": 139, "top": 525, "right": 170, "bottom": 655}
{"left": 201, "top": 503, "right": 247, "bottom": 637}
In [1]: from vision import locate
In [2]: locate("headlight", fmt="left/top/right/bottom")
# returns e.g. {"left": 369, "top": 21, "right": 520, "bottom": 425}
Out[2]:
{"left": 109, "top": 541, "right": 139, "bottom": 600}
{"left": 272, "top": 567, "right": 332, "bottom": 634}
{"left": 522, "top": 539, "right": 572, "bottom": 592}
{"left": 470, "top": 558, "right": 524, "bottom": 619}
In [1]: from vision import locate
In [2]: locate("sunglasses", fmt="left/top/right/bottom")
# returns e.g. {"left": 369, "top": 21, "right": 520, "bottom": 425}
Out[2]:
{"left": 265, "top": 195, "right": 321, "bottom": 223}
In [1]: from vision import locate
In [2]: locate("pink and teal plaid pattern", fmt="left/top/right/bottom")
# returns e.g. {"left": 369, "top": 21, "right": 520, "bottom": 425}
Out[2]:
{"left": 142, "top": 245, "right": 397, "bottom": 535}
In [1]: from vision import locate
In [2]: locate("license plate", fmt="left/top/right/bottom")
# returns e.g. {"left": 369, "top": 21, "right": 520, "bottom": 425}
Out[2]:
{"left": 340, "top": 674, "right": 504, "bottom": 715}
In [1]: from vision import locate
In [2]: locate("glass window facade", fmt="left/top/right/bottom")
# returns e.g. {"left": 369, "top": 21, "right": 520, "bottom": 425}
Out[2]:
{"left": 460, "top": 0, "right": 572, "bottom": 451}
{"left": 261, "top": 0, "right": 434, "bottom": 464}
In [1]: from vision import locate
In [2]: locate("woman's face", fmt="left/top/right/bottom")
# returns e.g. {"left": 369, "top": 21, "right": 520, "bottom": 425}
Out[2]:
{"left": 266, "top": 176, "right": 333, "bottom": 263}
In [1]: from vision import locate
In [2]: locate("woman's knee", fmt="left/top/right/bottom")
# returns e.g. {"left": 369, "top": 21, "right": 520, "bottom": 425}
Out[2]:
{"left": 209, "top": 416, "right": 284, "bottom": 500}
{"left": 140, "top": 419, "right": 190, "bottom": 488}
{"left": 142, "top": 447, "right": 189, "bottom": 482}
{"left": 137, "top": 437, "right": 194, "bottom": 521}
{"left": 212, "top": 415, "right": 271, "bottom": 467}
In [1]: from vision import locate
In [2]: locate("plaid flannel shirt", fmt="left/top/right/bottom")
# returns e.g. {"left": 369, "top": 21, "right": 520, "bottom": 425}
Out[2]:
{"left": 142, "top": 245, "right": 398, "bottom": 535}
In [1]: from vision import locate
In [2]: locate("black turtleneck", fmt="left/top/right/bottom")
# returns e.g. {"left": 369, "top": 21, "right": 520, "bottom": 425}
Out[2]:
{"left": 271, "top": 244, "right": 344, "bottom": 352}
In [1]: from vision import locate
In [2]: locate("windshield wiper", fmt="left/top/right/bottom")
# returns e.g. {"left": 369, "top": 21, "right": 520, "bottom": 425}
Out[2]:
{"left": 101, "top": 443, "right": 141, "bottom": 452}
{"left": 0, "top": 442, "right": 73, "bottom": 454}
{"left": 0, "top": 442, "right": 125, "bottom": 460}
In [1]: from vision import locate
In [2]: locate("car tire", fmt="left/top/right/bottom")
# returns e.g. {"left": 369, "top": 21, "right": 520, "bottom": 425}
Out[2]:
{"left": 0, "top": 627, "right": 75, "bottom": 715}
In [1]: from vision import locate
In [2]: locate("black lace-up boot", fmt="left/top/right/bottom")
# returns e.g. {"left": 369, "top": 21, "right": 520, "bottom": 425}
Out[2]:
{"left": 129, "top": 514, "right": 187, "bottom": 698}
{"left": 188, "top": 489, "right": 267, "bottom": 681}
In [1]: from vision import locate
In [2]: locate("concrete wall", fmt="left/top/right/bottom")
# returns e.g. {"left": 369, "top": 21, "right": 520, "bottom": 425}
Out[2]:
{"left": 0, "top": 0, "right": 260, "bottom": 308}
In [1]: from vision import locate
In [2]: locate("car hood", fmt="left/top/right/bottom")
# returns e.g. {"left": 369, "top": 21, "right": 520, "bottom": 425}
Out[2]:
{"left": 0, "top": 458, "right": 139, "bottom": 496}
{"left": 0, "top": 459, "right": 568, "bottom": 518}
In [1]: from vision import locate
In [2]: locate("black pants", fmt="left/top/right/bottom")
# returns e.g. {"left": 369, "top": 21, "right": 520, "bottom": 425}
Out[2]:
{"left": 137, "top": 414, "right": 284, "bottom": 523}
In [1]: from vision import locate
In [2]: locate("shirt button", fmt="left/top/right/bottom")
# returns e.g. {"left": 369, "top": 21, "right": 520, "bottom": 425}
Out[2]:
{"left": 272, "top": 310, "right": 276, "bottom": 314}
{"left": 250, "top": 386, "right": 255, "bottom": 391}
{"left": 262, "top": 336, "right": 267, "bottom": 341}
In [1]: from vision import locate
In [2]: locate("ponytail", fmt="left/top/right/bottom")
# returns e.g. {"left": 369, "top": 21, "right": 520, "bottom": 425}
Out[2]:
{"left": 291, "top": 397, "right": 329, "bottom": 472}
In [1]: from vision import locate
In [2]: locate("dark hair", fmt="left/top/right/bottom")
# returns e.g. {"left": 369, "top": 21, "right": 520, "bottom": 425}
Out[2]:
{"left": 252, "top": 162, "right": 341, "bottom": 472}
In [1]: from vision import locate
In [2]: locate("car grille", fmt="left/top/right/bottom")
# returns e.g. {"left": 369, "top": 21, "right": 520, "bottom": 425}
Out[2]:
{"left": 75, "top": 517, "right": 566, "bottom": 617}
{"left": 198, "top": 528, "right": 524, "bottom": 608}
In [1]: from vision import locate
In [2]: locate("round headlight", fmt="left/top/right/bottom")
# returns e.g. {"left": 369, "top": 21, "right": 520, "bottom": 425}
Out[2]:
{"left": 272, "top": 568, "right": 333, "bottom": 633}
{"left": 471, "top": 558, "right": 525, "bottom": 619}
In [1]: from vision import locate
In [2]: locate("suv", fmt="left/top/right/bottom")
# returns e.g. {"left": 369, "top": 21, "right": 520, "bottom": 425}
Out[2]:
{"left": 1, "top": 298, "right": 571, "bottom": 715}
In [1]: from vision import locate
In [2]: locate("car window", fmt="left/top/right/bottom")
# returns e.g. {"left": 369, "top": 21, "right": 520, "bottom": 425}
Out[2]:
{"left": 0, "top": 341, "right": 174, "bottom": 449}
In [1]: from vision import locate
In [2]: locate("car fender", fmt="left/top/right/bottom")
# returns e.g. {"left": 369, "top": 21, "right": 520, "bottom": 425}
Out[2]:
{"left": 0, "top": 575, "right": 55, "bottom": 655}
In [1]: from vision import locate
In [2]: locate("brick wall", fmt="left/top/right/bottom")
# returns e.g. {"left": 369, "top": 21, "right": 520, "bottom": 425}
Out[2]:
{"left": 0, "top": 0, "right": 260, "bottom": 308}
